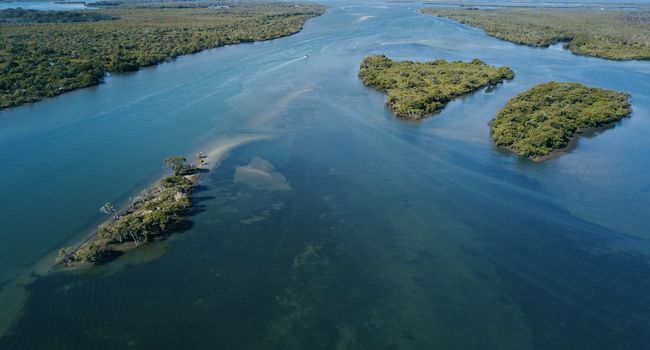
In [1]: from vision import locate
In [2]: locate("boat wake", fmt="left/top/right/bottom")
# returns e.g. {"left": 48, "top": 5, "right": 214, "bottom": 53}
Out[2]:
{"left": 265, "top": 53, "right": 310, "bottom": 73}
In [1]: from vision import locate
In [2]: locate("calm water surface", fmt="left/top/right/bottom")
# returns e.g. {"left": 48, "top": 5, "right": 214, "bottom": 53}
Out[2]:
{"left": 0, "top": 1, "right": 91, "bottom": 10}
{"left": 1, "top": 1, "right": 649, "bottom": 349}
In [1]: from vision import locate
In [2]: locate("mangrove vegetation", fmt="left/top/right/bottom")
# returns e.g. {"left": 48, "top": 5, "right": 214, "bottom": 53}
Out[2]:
{"left": 490, "top": 82, "right": 632, "bottom": 160}
{"left": 0, "top": 8, "right": 118, "bottom": 24}
{"left": 57, "top": 155, "right": 204, "bottom": 266}
{"left": 0, "top": 2, "right": 324, "bottom": 109}
{"left": 359, "top": 55, "right": 514, "bottom": 119}
{"left": 422, "top": 7, "right": 650, "bottom": 60}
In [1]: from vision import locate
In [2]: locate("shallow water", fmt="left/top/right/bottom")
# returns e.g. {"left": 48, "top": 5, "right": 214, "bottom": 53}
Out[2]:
{"left": 1, "top": 1, "right": 649, "bottom": 348}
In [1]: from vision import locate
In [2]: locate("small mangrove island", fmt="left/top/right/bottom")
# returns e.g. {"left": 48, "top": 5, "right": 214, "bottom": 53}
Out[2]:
{"left": 56, "top": 155, "right": 205, "bottom": 266}
{"left": 422, "top": 7, "right": 650, "bottom": 61}
{"left": 490, "top": 82, "right": 632, "bottom": 160}
{"left": 359, "top": 55, "right": 514, "bottom": 119}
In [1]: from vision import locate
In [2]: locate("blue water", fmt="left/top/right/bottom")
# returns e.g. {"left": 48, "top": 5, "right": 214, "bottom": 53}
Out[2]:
{"left": 0, "top": 1, "right": 91, "bottom": 10}
{"left": 1, "top": 1, "right": 650, "bottom": 348}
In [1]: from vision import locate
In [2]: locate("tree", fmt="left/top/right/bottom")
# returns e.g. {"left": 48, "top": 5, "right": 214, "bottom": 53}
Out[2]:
{"left": 74, "top": 242, "right": 105, "bottom": 263}
{"left": 98, "top": 221, "right": 126, "bottom": 243}
{"left": 163, "top": 156, "right": 188, "bottom": 176}
{"left": 142, "top": 210, "right": 172, "bottom": 233}
{"left": 161, "top": 175, "right": 193, "bottom": 193}
{"left": 113, "top": 215, "right": 147, "bottom": 246}
{"left": 100, "top": 202, "right": 118, "bottom": 219}
{"left": 56, "top": 246, "right": 75, "bottom": 265}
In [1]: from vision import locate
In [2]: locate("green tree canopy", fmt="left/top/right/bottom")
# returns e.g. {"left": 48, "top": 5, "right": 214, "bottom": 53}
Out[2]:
{"left": 490, "top": 82, "right": 631, "bottom": 159}
{"left": 0, "top": 4, "right": 325, "bottom": 110}
{"left": 359, "top": 55, "right": 514, "bottom": 119}
{"left": 422, "top": 8, "right": 650, "bottom": 61}
{"left": 163, "top": 156, "right": 188, "bottom": 176}
{"left": 74, "top": 242, "right": 106, "bottom": 263}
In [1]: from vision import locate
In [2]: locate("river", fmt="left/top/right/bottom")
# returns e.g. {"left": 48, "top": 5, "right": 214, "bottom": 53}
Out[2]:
{"left": 1, "top": 1, "right": 649, "bottom": 348}
{"left": 0, "top": 1, "right": 92, "bottom": 10}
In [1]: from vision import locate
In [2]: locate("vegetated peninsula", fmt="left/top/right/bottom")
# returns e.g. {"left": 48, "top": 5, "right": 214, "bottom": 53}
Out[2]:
{"left": 490, "top": 82, "right": 632, "bottom": 160}
{"left": 0, "top": 1, "right": 325, "bottom": 109}
{"left": 421, "top": 7, "right": 650, "bottom": 61}
{"left": 56, "top": 155, "right": 205, "bottom": 266}
{"left": 359, "top": 55, "right": 513, "bottom": 119}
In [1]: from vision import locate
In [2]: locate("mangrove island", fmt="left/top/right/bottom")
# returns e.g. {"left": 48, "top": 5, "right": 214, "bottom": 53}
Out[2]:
{"left": 56, "top": 155, "right": 205, "bottom": 266}
{"left": 359, "top": 55, "right": 514, "bottom": 119}
{"left": 490, "top": 82, "right": 632, "bottom": 160}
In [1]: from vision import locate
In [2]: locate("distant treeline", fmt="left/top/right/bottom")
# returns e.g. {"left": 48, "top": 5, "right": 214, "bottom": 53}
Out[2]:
{"left": 93, "top": 0, "right": 283, "bottom": 9}
{"left": 0, "top": 8, "right": 118, "bottom": 23}
{"left": 93, "top": 0, "right": 227, "bottom": 8}
{"left": 422, "top": 8, "right": 650, "bottom": 60}
{"left": 0, "top": 2, "right": 324, "bottom": 109}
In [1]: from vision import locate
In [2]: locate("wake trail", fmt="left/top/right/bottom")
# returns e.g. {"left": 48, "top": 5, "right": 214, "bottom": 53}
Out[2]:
{"left": 263, "top": 54, "right": 310, "bottom": 74}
